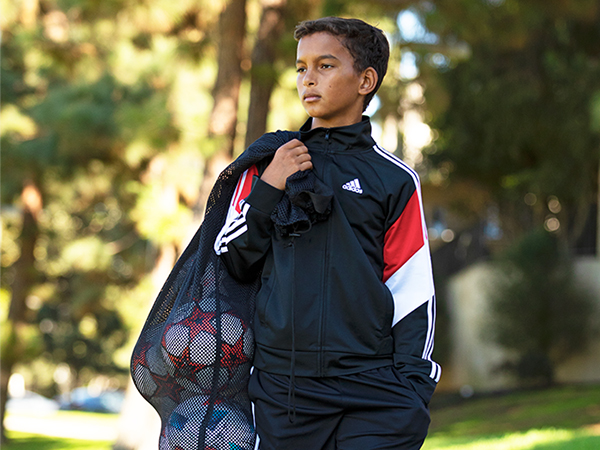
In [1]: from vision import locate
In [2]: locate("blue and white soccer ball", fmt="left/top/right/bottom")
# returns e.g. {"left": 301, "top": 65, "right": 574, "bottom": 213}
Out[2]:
{"left": 162, "top": 397, "right": 255, "bottom": 450}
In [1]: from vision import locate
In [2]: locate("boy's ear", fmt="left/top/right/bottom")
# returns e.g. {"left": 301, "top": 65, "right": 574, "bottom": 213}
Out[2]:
{"left": 358, "top": 67, "right": 378, "bottom": 96}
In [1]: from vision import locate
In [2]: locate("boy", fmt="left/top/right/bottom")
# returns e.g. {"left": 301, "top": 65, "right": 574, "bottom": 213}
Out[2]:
{"left": 215, "top": 17, "right": 439, "bottom": 450}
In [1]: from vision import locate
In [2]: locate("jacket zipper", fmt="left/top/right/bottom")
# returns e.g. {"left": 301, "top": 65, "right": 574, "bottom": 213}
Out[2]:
{"left": 318, "top": 140, "right": 331, "bottom": 376}
{"left": 287, "top": 234, "right": 299, "bottom": 422}
{"left": 319, "top": 215, "right": 332, "bottom": 376}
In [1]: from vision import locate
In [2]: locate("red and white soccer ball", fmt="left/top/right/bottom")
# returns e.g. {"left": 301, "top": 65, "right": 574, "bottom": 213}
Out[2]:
{"left": 160, "top": 304, "right": 253, "bottom": 395}
{"left": 160, "top": 396, "right": 255, "bottom": 450}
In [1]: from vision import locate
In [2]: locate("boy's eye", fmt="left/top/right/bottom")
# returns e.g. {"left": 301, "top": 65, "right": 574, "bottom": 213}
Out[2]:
{"left": 320, "top": 64, "right": 333, "bottom": 69}
{"left": 296, "top": 67, "right": 306, "bottom": 73}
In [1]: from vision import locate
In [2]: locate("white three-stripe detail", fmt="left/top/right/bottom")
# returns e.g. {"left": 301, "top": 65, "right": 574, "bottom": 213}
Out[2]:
{"left": 214, "top": 200, "right": 251, "bottom": 255}
{"left": 373, "top": 144, "right": 440, "bottom": 382}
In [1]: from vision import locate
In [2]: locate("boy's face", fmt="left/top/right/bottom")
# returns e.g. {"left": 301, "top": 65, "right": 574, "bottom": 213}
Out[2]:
{"left": 296, "top": 32, "right": 374, "bottom": 129}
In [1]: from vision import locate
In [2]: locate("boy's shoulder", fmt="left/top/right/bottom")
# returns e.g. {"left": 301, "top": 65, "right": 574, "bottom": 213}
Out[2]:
{"left": 363, "top": 144, "right": 421, "bottom": 188}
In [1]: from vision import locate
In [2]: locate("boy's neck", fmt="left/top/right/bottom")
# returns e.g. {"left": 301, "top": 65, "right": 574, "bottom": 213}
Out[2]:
{"left": 310, "top": 114, "right": 365, "bottom": 130}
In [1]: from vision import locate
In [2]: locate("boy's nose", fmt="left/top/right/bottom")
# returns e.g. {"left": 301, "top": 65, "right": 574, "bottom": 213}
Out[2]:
{"left": 303, "top": 68, "right": 316, "bottom": 86}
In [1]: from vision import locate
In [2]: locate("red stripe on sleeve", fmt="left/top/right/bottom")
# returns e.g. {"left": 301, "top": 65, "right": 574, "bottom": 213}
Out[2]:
{"left": 383, "top": 191, "right": 425, "bottom": 283}
{"left": 233, "top": 165, "right": 258, "bottom": 213}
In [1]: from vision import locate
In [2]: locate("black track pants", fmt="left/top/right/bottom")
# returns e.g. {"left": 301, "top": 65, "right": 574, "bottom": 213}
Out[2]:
{"left": 249, "top": 366, "right": 431, "bottom": 450}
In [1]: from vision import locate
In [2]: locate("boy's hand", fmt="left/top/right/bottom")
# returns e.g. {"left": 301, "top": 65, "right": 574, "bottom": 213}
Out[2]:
{"left": 260, "top": 139, "right": 312, "bottom": 190}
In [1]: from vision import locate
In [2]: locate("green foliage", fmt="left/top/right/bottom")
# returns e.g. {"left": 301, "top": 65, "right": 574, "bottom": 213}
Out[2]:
{"left": 429, "top": 39, "right": 600, "bottom": 199}
{"left": 420, "top": 0, "right": 600, "bottom": 243}
{"left": 32, "top": 76, "right": 118, "bottom": 160}
{"left": 592, "top": 91, "right": 600, "bottom": 133}
{"left": 485, "top": 229, "right": 596, "bottom": 385}
{"left": 0, "top": 0, "right": 184, "bottom": 394}
{"left": 37, "top": 298, "right": 128, "bottom": 375}
{"left": 0, "top": 322, "right": 44, "bottom": 365}
{"left": 130, "top": 182, "right": 194, "bottom": 244}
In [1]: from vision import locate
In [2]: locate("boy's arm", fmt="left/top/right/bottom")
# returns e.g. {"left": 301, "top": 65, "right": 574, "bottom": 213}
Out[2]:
{"left": 382, "top": 173, "right": 440, "bottom": 384}
{"left": 215, "top": 139, "right": 312, "bottom": 282}
{"left": 214, "top": 167, "right": 283, "bottom": 282}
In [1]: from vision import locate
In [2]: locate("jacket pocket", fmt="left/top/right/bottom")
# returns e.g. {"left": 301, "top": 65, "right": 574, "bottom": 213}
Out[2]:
{"left": 256, "top": 268, "right": 276, "bottom": 326}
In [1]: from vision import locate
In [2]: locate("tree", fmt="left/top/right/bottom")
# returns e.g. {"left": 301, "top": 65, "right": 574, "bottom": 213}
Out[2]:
{"left": 1, "top": 0, "right": 185, "bottom": 441}
{"left": 419, "top": 0, "right": 600, "bottom": 248}
{"left": 0, "top": 182, "right": 43, "bottom": 444}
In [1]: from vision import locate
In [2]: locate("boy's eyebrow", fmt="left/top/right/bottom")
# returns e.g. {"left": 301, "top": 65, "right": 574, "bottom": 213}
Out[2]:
{"left": 296, "top": 54, "right": 340, "bottom": 65}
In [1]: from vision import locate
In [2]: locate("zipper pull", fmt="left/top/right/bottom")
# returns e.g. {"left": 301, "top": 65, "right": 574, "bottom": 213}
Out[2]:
{"left": 286, "top": 232, "right": 300, "bottom": 247}
{"left": 325, "top": 130, "right": 330, "bottom": 140}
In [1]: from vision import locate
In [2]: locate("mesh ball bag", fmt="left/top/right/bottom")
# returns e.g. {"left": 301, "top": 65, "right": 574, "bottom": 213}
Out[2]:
{"left": 131, "top": 131, "right": 299, "bottom": 450}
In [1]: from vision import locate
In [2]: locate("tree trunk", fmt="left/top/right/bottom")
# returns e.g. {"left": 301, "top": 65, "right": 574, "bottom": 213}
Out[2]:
{"left": 597, "top": 161, "right": 599, "bottom": 257}
{"left": 1, "top": 181, "right": 42, "bottom": 444}
{"left": 208, "top": 0, "right": 247, "bottom": 152}
{"left": 245, "top": 0, "right": 288, "bottom": 148}
{"left": 196, "top": 0, "right": 248, "bottom": 223}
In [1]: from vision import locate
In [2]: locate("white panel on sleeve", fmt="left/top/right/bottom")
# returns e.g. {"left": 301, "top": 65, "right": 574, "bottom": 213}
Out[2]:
{"left": 385, "top": 244, "right": 435, "bottom": 327}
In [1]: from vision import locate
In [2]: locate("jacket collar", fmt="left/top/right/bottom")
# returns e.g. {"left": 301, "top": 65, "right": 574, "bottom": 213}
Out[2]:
{"left": 299, "top": 116, "right": 375, "bottom": 153}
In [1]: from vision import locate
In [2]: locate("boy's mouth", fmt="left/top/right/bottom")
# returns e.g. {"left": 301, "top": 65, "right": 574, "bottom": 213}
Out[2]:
{"left": 303, "top": 92, "right": 321, "bottom": 102}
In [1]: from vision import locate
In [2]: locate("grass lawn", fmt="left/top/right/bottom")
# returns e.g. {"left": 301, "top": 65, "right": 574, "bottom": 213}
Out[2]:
{"left": 3, "top": 431, "right": 113, "bottom": 450}
{"left": 423, "top": 428, "right": 600, "bottom": 450}
{"left": 423, "top": 383, "right": 600, "bottom": 449}
{"left": 4, "top": 409, "right": 118, "bottom": 450}
{"left": 3, "top": 384, "right": 600, "bottom": 449}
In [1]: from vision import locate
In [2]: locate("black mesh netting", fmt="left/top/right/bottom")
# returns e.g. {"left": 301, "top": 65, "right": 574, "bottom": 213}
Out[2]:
{"left": 131, "top": 131, "right": 300, "bottom": 450}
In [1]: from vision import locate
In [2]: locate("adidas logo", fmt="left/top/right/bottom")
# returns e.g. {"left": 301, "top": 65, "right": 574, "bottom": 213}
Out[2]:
{"left": 342, "top": 178, "right": 363, "bottom": 194}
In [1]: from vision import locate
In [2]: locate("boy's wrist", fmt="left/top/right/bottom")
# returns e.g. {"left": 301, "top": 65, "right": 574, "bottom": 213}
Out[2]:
{"left": 260, "top": 170, "right": 286, "bottom": 191}
{"left": 245, "top": 178, "right": 286, "bottom": 214}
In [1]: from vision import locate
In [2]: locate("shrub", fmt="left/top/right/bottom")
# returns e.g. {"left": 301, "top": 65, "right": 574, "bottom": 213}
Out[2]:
{"left": 485, "top": 229, "right": 595, "bottom": 386}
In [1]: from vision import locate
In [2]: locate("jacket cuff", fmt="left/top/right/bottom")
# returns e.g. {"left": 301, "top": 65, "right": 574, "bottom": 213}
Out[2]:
{"left": 245, "top": 178, "right": 285, "bottom": 214}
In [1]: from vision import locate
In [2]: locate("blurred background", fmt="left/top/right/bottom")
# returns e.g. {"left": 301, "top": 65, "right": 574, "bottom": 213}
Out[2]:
{"left": 1, "top": 0, "right": 599, "bottom": 449}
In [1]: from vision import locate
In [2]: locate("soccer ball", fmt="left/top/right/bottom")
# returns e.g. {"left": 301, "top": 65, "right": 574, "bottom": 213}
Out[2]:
{"left": 160, "top": 305, "right": 253, "bottom": 395}
{"left": 163, "top": 397, "right": 255, "bottom": 450}
{"left": 205, "top": 402, "right": 255, "bottom": 450}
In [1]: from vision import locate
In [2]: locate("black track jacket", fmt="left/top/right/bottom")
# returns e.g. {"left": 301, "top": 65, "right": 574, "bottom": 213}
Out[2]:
{"left": 214, "top": 117, "right": 440, "bottom": 402}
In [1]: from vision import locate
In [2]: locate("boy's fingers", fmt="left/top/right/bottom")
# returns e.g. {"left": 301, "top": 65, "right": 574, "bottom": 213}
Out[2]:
{"left": 275, "top": 141, "right": 309, "bottom": 163}
{"left": 300, "top": 160, "right": 313, "bottom": 171}
{"left": 295, "top": 152, "right": 311, "bottom": 163}
{"left": 286, "top": 138, "right": 304, "bottom": 147}
{"left": 280, "top": 139, "right": 307, "bottom": 153}
{"left": 293, "top": 151, "right": 311, "bottom": 171}
{"left": 261, "top": 140, "right": 312, "bottom": 189}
